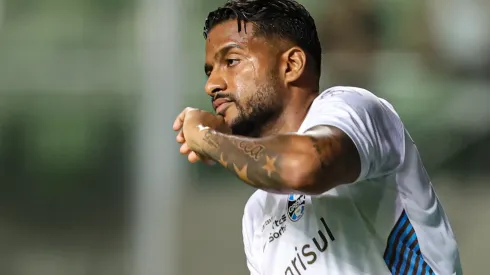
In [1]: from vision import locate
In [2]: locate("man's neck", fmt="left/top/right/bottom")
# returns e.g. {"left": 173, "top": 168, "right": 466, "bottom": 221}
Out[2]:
{"left": 258, "top": 91, "right": 318, "bottom": 137}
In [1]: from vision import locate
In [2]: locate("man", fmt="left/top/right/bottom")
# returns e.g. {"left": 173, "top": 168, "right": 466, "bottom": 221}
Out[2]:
{"left": 173, "top": 0, "right": 463, "bottom": 274}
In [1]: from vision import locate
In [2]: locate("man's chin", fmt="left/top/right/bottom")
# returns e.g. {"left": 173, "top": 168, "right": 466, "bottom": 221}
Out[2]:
{"left": 230, "top": 119, "right": 258, "bottom": 137}
{"left": 220, "top": 107, "right": 238, "bottom": 124}
{"left": 221, "top": 113, "right": 233, "bottom": 125}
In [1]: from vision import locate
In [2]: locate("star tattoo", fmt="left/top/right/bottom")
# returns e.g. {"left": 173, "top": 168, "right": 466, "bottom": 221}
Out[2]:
{"left": 262, "top": 156, "right": 277, "bottom": 177}
{"left": 233, "top": 163, "right": 256, "bottom": 186}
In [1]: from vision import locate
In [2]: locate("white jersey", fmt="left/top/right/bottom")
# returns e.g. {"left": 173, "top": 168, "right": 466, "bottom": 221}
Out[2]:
{"left": 242, "top": 87, "right": 462, "bottom": 275}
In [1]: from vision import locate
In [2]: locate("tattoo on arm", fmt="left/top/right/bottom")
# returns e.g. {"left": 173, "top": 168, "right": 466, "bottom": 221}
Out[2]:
{"left": 230, "top": 140, "right": 265, "bottom": 161}
{"left": 199, "top": 125, "right": 360, "bottom": 193}
{"left": 309, "top": 136, "right": 334, "bottom": 169}
{"left": 306, "top": 126, "right": 361, "bottom": 185}
{"left": 202, "top": 130, "right": 219, "bottom": 149}
{"left": 200, "top": 130, "right": 284, "bottom": 190}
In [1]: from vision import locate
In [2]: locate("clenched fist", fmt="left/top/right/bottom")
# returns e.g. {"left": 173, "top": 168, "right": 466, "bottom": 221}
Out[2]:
{"left": 172, "top": 107, "right": 230, "bottom": 164}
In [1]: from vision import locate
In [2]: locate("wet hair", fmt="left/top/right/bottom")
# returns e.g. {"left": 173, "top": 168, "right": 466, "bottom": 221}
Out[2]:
{"left": 203, "top": 0, "right": 322, "bottom": 75}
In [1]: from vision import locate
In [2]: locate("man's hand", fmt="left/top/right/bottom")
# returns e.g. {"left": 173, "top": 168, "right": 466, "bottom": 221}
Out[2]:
{"left": 172, "top": 107, "right": 230, "bottom": 164}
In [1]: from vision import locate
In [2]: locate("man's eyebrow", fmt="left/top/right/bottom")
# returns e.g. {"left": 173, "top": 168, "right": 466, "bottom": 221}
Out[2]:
{"left": 205, "top": 43, "right": 244, "bottom": 75}
{"left": 214, "top": 43, "right": 243, "bottom": 60}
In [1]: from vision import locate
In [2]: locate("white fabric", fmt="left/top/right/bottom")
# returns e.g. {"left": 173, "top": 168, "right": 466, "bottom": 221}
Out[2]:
{"left": 242, "top": 86, "right": 462, "bottom": 275}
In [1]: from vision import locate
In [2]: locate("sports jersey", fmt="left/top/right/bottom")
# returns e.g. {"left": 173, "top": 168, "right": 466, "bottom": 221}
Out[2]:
{"left": 242, "top": 86, "right": 462, "bottom": 275}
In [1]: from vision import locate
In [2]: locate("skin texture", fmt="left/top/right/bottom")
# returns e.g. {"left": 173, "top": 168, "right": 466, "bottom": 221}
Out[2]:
{"left": 204, "top": 20, "right": 289, "bottom": 137}
{"left": 173, "top": 20, "right": 361, "bottom": 195}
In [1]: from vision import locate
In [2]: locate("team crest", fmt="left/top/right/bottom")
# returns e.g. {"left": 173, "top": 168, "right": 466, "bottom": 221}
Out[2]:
{"left": 287, "top": 194, "right": 306, "bottom": 222}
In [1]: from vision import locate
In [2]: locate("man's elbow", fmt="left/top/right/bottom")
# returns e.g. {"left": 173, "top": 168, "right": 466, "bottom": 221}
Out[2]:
{"left": 277, "top": 133, "right": 361, "bottom": 195}
{"left": 281, "top": 155, "right": 332, "bottom": 195}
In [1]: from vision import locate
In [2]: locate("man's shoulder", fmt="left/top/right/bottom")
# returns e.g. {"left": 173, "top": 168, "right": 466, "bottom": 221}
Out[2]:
{"left": 243, "top": 190, "right": 268, "bottom": 218}
{"left": 317, "top": 86, "right": 379, "bottom": 102}
{"left": 243, "top": 190, "right": 285, "bottom": 220}
{"left": 310, "top": 85, "right": 399, "bottom": 122}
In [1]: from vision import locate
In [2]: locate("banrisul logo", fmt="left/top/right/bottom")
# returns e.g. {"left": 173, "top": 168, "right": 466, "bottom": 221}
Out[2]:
{"left": 284, "top": 217, "right": 335, "bottom": 275}
{"left": 287, "top": 194, "right": 306, "bottom": 222}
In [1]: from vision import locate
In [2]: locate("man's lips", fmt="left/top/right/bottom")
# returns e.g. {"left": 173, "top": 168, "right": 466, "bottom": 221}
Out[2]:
{"left": 212, "top": 98, "right": 231, "bottom": 109}
{"left": 213, "top": 98, "right": 232, "bottom": 112}
{"left": 216, "top": 102, "right": 232, "bottom": 115}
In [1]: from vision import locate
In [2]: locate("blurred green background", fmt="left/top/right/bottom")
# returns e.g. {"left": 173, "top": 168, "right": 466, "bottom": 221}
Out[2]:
{"left": 0, "top": 0, "right": 488, "bottom": 274}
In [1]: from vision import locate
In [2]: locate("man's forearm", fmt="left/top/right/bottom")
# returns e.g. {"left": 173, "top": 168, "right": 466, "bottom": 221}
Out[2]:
{"left": 194, "top": 128, "right": 318, "bottom": 193}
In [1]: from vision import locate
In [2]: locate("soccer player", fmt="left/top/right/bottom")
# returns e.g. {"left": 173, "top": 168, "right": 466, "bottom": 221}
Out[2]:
{"left": 172, "top": 0, "right": 463, "bottom": 274}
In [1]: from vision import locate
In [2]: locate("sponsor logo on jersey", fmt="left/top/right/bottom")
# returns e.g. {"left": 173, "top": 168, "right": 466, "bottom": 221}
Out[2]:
{"left": 262, "top": 214, "right": 288, "bottom": 251}
{"left": 268, "top": 214, "right": 287, "bottom": 242}
{"left": 284, "top": 217, "right": 336, "bottom": 275}
{"left": 262, "top": 195, "right": 305, "bottom": 252}
{"left": 287, "top": 194, "right": 306, "bottom": 222}
{"left": 261, "top": 214, "right": 287, "bottom": 232}
{"left": 261, "top": 217, "right": 273, "bottom": 232}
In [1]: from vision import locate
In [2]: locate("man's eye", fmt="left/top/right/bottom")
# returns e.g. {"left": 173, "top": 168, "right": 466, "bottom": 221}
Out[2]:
{"left": 226, "top": 59, "right": 240, "bottom": 67}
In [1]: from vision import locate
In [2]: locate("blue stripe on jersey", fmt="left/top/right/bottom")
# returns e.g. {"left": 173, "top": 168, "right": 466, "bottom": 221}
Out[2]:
{"left": 383, "top": 210, "right": 435, "bottom": 275}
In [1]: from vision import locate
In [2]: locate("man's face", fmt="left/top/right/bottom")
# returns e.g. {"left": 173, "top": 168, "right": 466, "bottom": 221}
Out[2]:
{"left": 204, "top": 20, "right": 284, "bottom": 136}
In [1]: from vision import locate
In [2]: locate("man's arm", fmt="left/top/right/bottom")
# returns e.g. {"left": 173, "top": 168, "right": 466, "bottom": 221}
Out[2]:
{"left": 194, "top": 125, "right": 361, "bottom": 195}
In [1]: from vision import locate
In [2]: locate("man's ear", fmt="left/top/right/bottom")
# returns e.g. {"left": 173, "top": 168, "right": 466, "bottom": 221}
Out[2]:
{"left": 279, "top": 47, "right": 307, "bottom": 84}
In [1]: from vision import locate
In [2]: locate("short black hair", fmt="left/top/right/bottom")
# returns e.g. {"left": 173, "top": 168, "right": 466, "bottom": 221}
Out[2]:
{"left": 203, "top": 0, "right": 322, "bottom": 76}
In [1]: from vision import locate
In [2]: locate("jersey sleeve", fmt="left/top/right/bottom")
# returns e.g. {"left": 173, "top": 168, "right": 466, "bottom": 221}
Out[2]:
{"left": 242, "top": 199, "right": 261, "bottom": 275}
{"left": 301, "top": 87, "right": 406, "bottom": 182}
